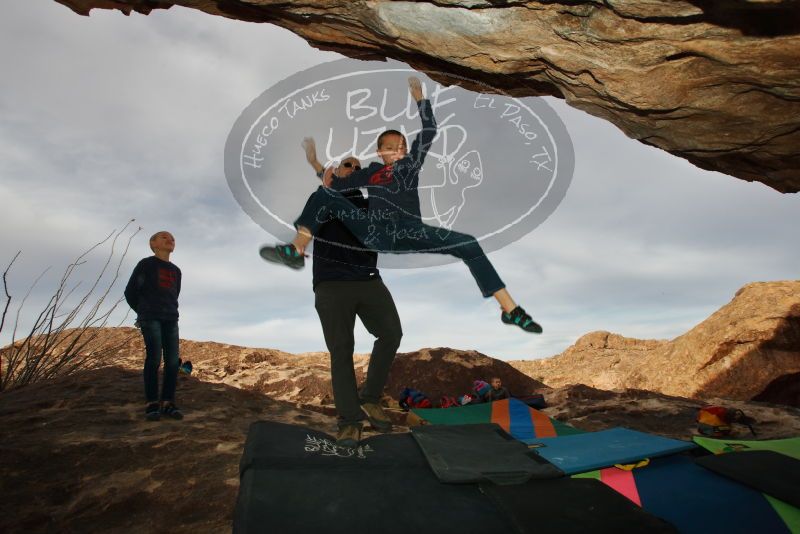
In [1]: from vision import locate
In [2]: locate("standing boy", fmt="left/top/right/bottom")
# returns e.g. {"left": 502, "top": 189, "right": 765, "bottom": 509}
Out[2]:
{"left": 125, "top": 231, "right": 183, "bottom": 421}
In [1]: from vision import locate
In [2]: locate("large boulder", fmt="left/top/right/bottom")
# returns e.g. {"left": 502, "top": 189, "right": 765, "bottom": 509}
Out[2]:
{"left": 54, "top": 0, "right": 800, "bottom": 192}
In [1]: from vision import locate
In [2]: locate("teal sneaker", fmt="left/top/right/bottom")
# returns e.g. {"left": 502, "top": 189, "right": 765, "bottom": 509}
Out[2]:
{"left": 501, "top": 306, "right": 543, "bottom": 334}
{"left": 259, "top": 243, "right": 305, "bottom": 270}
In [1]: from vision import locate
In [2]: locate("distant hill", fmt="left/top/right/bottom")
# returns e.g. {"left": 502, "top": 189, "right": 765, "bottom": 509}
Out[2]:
{"left": 510, "top": 281, "right": 800, "bottom": 406}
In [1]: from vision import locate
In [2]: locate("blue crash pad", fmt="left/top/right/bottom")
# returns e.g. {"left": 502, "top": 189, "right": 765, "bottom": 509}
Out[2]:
{"left": 523, "top": 427, "right": 696, "bottom": 475}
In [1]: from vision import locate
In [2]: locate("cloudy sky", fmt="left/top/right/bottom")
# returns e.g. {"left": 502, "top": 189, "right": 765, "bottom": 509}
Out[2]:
{"left": 1, "top": 1, "right": 798, "bottom": 361}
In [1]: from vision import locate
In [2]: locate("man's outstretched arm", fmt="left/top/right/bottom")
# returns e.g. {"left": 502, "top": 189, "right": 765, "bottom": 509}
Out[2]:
{"left": 302, "top": 137, "right": 325, "bottom": 178}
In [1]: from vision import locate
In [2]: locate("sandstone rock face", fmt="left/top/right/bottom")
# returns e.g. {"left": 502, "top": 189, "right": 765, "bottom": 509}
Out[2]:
{"left": 55, "top": 0, "right": 800, "bottom": 192}
{"left": 385, "top": 347, "right": 546, "bottom": 401}
{"left": 102, "top": 329, "right": 544, "bottom": 409}
{"left": 511, "top": 281, "right": 800, "bottom": 405}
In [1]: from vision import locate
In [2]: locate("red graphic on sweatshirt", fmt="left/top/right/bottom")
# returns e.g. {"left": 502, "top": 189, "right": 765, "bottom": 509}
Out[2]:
{"left": 158, "top": 268, "right": 177, "bottom": 289}
{"left": 368, "top": 165, "right": 394, "bottom": 186}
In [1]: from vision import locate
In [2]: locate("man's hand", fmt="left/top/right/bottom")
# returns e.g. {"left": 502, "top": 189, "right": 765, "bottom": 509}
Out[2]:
{"left": 322, "top": 166, "right": 335, "bottom": 188}
{"left": 408, "top": 76, "right": 424, "bottom": 102}
{"left": 302, "top": 137, "right": 317, "bottom": 164}
{"left": 302, "top": 137, "right": 324, "bottom": 174}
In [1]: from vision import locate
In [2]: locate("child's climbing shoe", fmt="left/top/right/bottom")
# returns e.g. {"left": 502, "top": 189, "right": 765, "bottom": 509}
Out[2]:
{"left": 145, "top": 402, "right": 161, "bottom": 421}
{"left": 336, "top": 424, "right": 362, "bottom": 448}
{"left": 161, "top": 401, "right": 184, "bottom": 420}
{"left": 361, "top": 402, "right": 392, "bottom": 433}
{"left": 259, "top": 243, "right": 305, "bottom": 270}
{"left": 501, "top": 306, "right": 543, "bottom": 334}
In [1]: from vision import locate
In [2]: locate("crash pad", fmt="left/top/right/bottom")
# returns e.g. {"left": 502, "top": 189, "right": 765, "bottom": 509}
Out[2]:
{"left": 575, "top": 454, "right": 797, "bottom": 534}
{"left": 411, "top": 397, "right": 583, "bottom": 440}
{"left": 523, "top": 427, "right": 695, "bottom": 475}
{"left": 411, "top": 423, "right": 563, "bottom": 484}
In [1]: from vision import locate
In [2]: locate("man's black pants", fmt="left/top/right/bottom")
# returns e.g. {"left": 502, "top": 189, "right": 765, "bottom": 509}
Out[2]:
{"left": 314, "top": 279, "right": 402, "bottom": 427}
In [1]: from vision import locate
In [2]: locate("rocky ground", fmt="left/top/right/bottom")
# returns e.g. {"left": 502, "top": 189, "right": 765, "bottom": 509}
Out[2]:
{"left": 2, "top": 352, "right": 799, "bottom": 532}
{"left": 2, "top": 280, "right": 799, "bottom": 532}
{"left": 0, "top": 366, "right": 336, "bottom": 533}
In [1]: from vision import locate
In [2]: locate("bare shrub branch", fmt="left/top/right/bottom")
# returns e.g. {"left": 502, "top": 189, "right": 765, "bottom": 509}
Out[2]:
{"left": 0, "top": 251, "right": 20, "bottom": 335}
{"left": 1, "top": 221, "right": 142, "bottom": 392}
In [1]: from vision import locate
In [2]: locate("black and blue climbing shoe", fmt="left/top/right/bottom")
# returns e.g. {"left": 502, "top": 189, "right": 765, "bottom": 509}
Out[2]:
{"left": 259, "top": 243, "right": 305, "bottom": 270}
{"left": 501, "top": 306, "right": 543, "bottom": 334}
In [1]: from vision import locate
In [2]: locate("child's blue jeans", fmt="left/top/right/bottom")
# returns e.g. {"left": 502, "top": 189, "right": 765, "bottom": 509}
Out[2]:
{"left": 295, "top": 187, "right": 506, "bottom": 297}
{"left": 139, "top": 319, "right": 180, "bottom": 404}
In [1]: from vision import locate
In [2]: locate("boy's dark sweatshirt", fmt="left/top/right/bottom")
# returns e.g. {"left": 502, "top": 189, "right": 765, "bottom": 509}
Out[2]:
{"left": 124, "top": 256, "right": 181, "bottom": 321}
{"left": 313, "top": 189, "right": 380, "bottom": 289}
{"left": 329, "top": 99, "right": 436, "bottom": 222}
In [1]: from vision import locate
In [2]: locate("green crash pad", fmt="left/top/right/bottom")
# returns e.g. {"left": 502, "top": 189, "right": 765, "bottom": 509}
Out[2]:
{"left": 693, "top": 435, "right": 800, "bottom": 460}
{"left": 411, "top": 398, "right": 583, "bottom": 440}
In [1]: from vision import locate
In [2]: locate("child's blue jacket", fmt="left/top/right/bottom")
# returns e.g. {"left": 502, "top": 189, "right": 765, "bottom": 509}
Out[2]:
{"left": 329, "top": 99, "right": 437, "bottom": 223}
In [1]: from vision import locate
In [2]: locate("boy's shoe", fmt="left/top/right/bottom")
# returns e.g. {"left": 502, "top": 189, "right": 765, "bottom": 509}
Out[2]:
{"left": 501, "top": 306, "right": 543, "bottom": 334}
{"left": 361, "top": 402, "right": 393, "bottom": 433}
{"left": 259, "top": 244, "right": 305, "bottom": 270}
{"left": 336, "top": 424, "right": 362, "bottom": 448}
{"left": 145, "top": 402, "right": 161, "bottom": 421}
{"left": 161, "top": 402, "right": 184, "bottom": 420}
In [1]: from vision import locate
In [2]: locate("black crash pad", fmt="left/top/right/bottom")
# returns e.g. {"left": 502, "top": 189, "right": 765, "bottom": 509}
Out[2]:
{"left": 411, "top": 423, "right": 564, "bottom": 484}
{"left": 695, "top": 450, "right": 800, "bottom": 507}
{"left": 481, "top": 477, "right": 678, "bottom": 534}
{"left": 234, "top": 422, "right": 674, "bottom": 534}
{"left": 234, "top": 421, "right": 517, "bottom": 534}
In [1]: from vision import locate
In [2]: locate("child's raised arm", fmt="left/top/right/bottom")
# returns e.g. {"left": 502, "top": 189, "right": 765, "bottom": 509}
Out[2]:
{"left": 407, "top": 76, "right": 437, "bottom": 167}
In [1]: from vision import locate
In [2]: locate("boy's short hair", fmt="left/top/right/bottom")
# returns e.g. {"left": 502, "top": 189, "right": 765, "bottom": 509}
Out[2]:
{"left": 149, "top": 231, "right": 172, "bottom": 252}
{"left": 377, "top": 129, "right": 406, "bottom": 149}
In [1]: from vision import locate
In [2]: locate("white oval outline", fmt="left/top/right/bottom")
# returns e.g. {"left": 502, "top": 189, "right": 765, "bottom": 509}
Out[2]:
{"left": 235, "top": 64, "right": 560, "bottom": 253}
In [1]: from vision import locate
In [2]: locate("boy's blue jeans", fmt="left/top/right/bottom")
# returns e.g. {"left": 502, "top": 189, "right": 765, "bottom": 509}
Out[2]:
{"left": 139, "top": 319, "right": 180, "bottom": 404}
{"left": 295, "top": 187, "right": 506, "bottom": 298}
